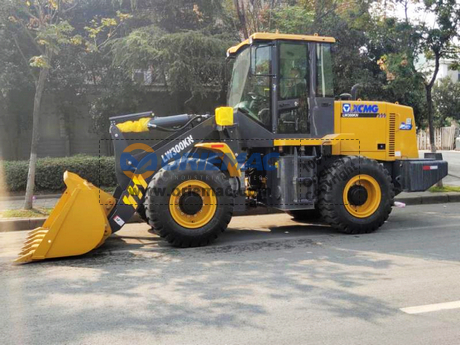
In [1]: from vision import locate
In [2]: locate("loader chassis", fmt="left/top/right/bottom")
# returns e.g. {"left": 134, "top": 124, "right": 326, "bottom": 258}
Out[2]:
{"left": 15, "top": 32, "right": 448, "bottom": 263}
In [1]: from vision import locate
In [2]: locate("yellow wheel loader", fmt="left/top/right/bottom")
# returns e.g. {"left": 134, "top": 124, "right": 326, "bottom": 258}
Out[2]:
{"left": 16, "top": 33, "right": 448, "bottom": 263}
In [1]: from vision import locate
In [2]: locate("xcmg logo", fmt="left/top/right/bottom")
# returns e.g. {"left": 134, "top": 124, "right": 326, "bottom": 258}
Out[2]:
{"left": 342, "top": 103, "right": 379, "bottom": 114}
{"left": 120, "top": 143, "right": 280, "bottom": 178}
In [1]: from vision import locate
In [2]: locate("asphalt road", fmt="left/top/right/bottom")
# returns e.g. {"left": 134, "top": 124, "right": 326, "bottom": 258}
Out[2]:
{"left": 442, "top": 151, "right": 460, "bottom": 186}
{"left": 1, "top": 203, "right": 460, "bottom": 345}
{"left": 420, "top": 150, "right": 460, "bottom": 186}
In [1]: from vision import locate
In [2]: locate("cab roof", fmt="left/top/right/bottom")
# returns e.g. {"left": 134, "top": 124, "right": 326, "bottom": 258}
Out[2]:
{"left": 227, "top": 32, "right": 336, "bottom": 56}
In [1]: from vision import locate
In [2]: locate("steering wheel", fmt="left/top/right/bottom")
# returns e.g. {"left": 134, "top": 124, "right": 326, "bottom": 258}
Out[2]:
{"left": 257, "top": 108, "right": 271, "bottom": 126}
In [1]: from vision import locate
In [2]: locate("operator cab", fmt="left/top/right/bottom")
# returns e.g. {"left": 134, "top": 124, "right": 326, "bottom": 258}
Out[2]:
{"left": 227, "top": 33, "right": 336, "bottom": 138}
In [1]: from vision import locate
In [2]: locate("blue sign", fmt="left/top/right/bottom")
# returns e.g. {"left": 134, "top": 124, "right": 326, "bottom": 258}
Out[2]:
{"left": 399, "top": 122, "right": 412, "bottom": 130}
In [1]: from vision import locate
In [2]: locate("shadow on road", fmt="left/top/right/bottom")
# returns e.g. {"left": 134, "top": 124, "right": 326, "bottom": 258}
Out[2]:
{"left": 1, "top": 220, "right": 399, "bottom": 344}
{"left": 4, "top": 204, "right": 460, "bottom": 344}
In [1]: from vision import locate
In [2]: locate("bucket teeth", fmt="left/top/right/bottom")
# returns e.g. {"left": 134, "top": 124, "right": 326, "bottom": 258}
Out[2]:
{"left": 27, "top": 228, "right": 48, "bottom": 239}
{"left": 28, "top": 227, "right": 46, "bottom": 235}
{"left": 15, "top": 228, "right": 49, "bottom": 263}
{"left": 15, "top": 252, "right": 35, "bottom": 264}
{"left": 24, "top": 234, "right": 46, "bottom": 246}
{"left": 18, "top": 243, "right": 40, "bottom": 256}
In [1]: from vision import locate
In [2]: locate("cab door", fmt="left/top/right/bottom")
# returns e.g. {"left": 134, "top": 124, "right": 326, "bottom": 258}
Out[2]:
{"left": 310, "top": 43, "right": 335, "bottom": 137}
{"left": 277, "top": 42, "right": 310, "bottom": 134}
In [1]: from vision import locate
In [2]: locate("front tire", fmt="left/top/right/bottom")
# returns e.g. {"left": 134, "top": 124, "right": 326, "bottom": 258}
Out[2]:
{"left": 145, "top": 163, "right": 234, "bottom": 247}
{"left": 137, "top": 204, "right": 148, "bottom": 222}
{"left": 318, "top": 156, "right": 394, "bottom": 234}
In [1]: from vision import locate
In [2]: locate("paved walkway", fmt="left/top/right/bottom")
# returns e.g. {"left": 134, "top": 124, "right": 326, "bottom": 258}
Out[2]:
{"left": 0, "top": 196, "right": 60, "bottom": 211}
{"left": 0, "top": 191, "right": 456, "bottom": 212}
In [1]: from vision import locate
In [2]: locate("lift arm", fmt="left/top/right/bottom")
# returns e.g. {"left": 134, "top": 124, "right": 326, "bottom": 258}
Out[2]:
{"left": 107, "top": 113, "right": 221, "bottom": 232}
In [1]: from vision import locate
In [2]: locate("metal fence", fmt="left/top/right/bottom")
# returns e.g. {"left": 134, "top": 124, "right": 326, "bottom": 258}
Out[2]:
{"left": 417, "top": 126, "right": 458, "bottom": 150}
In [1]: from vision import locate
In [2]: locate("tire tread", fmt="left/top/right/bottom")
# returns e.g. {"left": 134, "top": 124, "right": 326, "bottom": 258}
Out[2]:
{"left": 318, "top": 156, "right": 394, "bottom": 234}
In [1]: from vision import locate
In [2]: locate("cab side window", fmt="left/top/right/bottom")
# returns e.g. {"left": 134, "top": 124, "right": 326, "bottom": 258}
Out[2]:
{"left": 316, "top": 44, "right": 334, "bottom": 98}
{"left": 279, "top": 44, "right": 308, "bottom": 100}
{"left": 278, "top": 43, "right": 309, "bottom": 134}
{"left": 241, "top": 45, "right": 271, "bottom": 126}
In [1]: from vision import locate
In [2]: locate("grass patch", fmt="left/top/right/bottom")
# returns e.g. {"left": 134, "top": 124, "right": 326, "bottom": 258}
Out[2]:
{"left": 101, "top": 186, "right": 116, "bottom": 193}
{"left": 0, "top": 207, "right": 53, "bottom": 219}
{"left": 429, "top": 185, "right": 460, "bottom": 193}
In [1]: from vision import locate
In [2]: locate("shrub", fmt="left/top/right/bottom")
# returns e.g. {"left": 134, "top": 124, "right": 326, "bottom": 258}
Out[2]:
{"left": 2, "top": 155, "right": 117, "bottom": 193}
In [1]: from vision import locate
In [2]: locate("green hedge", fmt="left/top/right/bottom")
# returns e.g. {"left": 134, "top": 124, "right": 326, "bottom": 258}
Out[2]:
{"left": 2, "top": 155, "right": 117, "bottom": 192}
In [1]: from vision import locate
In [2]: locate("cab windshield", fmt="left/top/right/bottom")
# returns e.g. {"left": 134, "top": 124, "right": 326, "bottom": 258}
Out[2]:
{"left": 227, "top": 46, "right": 271, "bottom": 127}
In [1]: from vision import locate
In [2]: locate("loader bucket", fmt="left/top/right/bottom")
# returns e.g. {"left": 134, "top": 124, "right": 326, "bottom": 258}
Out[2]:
{"left": 15, "top": 172, "right": 116, "bottom": 264}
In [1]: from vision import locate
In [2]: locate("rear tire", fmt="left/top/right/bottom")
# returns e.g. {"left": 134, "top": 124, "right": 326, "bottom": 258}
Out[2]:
{"left": 318, "top": 156, "right": 394, "bottom": 234}
{"left": 145, "top": 163, "right": 234, "bottom": 247}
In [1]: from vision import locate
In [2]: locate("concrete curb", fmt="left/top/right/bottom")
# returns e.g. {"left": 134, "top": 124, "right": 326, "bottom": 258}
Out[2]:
{"left": 1, "top": 194, "right": 458, "bottom": 232}
{"left": 0, "top": 218, "right": 48, "bottom": 232}
{"left": 0, "top": 214, "right": 144, "bottom": 233}
{"left": 396, "top": 192, "right": 460, "bottom": 205}
{"left": 0, "top": 194, "right": 61, "bottom": 202}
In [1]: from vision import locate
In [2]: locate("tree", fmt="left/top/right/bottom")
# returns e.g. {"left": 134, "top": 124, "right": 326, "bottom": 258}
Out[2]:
{"left": 0, "top": 19, "right": 36, "bottom": 160}
{"left": 260, "top": 5, "right": 314, "bottom": 34}
{"left": 2, "top": 0, "right": 130, "bottom": 209}
{"left": 230, "top": 0, "right": 274, "bottom": 39}
{"left": 433, "top": 77, "right": 460, "bottom": 125}
{"left": 372, "top": 0, "right": 460, "bottom": 132}
{"left": 419, "top": 0, "right": 460, "bottom": 154}
{"left": 111, "top": 28, "right": 234, "bottom": 112}
{"left": 108, "top": 0, "right": 235, "bottom": 111}
{"left": 84, "top": 0, "right": 234, "bottom": 130}
{"left": 258, "top": 1, "right": 386, "bottom": 99}
{"left": 366, "top": 9, "right": 429, "bottom": 124}
{"left": 3, "top": 1, "right": 80, "bottom": 209}
{"left": 374, "top": 0, "right": 459, "bottom": 187}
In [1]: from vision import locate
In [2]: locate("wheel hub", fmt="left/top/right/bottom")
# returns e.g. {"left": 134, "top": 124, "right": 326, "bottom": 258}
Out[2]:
{"left": 179, "top": 192, "right": 203, "bottom": 215}
{"left": 347, "top": 185, "right": 368, "bottom": 206}
{"left": 343, "top": 174, "right": 382, "bottom": 219}
{"left": 169, "top": 180, "right": 217, "bottom": 228}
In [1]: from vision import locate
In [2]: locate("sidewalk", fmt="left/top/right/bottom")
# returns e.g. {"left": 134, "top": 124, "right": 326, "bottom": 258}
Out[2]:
{"left": 1, "top": 191, "right": 459, "bottom": 212}
{"left": 0, "top": 194, "right": 60, "bottom": 211}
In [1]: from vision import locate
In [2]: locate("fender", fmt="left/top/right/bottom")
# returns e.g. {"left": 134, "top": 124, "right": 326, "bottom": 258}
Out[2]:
{"left": 194, "top": 143, "right": 242, "bottom": 177}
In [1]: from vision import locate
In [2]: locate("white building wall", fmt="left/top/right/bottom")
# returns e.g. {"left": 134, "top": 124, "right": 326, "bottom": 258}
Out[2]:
{"left": 438, "top": 59, "right": 459, "bottom": 83}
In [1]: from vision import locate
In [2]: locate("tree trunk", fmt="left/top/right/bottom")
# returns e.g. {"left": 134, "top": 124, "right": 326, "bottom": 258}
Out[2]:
{"left": 425, "top": 52, "right": 442, "bottom": 187}
{"left": 426, "top": 84, "right": 436, "bottom": 153}
{"left": 233, "top": 0, "right": 249, "bottom": 39}
{"left": 314, "top": 0, "right": 323, "bottom": 26}
{"left": 24, "top": 65, "right": 50, "bottom": 210}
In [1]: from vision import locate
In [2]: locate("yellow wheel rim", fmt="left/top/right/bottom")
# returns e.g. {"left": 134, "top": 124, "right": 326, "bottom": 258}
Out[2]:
{"left": 169, "top": 180, "right": 217, "bottom": 228}
{"left": 343, "top": 174, "right": 381, "bottom": 219}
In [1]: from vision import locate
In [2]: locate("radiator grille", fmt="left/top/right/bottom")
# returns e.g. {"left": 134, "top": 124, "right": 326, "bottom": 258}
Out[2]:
{"left": 389, "top": 113, "right": 396, "bottom": 157}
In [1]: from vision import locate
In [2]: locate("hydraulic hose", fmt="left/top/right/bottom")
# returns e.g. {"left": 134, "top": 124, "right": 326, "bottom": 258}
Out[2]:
{"left": 148, "top": 114, "right": 209, "bottom": 132}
